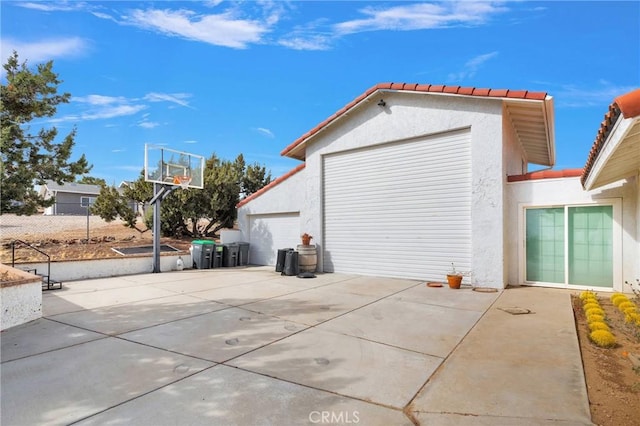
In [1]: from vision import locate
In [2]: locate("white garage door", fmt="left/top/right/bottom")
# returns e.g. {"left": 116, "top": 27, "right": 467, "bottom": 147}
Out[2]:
{"left": 248, "top": 213, "right": 300, "bottom": 265}
{"left": 323, "top": 129, "right": 472, "bottom": 280}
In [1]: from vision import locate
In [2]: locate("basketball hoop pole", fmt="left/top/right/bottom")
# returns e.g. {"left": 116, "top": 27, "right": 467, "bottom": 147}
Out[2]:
{"left": 151, "top": 183, "right": 177, "bottom": 273}
{"left": 152, "top": 183, "right": 162, "bottom": 273}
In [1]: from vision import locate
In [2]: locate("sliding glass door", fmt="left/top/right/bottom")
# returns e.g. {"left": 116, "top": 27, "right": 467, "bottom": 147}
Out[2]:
{"left": 525, "top": 205, "right": 614, "bottom": 288}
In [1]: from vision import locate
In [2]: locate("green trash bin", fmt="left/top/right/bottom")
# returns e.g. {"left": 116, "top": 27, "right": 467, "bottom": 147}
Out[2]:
{"left": 191, "top": 240, "right": 215, "bottom": 269}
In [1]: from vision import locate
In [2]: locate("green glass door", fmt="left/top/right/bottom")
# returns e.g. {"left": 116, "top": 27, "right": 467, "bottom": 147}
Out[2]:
{"left": 526, "top": 208, "right": 565, "bottom": 283}
{"left": 525, "top": 205, "right": 613, "bottom": 287}
{"left": 568, "top": 206, "right": 613, "bottom": 287}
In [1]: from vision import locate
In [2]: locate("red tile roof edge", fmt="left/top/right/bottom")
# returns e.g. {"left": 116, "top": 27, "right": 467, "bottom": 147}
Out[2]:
{"left": 581, "top": 88, "right": 640, "bottom": 187}
{"left": 616, "top": 89, "right": 640, "bottom": 119}
{"left": 280, "top": 82, "right": 549, "bottom": 157}
{"left": 236, "top": 163, "right": 306, "bottom": 208}
{"left": 507, "top": 168, "right": 583, "bottom": 182}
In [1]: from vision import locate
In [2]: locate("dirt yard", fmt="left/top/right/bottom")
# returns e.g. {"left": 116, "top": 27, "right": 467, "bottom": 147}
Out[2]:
{"left": 572, "top": 294, "right": 640, "bottom": 426}
{"left": 0, "top": 215, "right": 194, "bottom": 264}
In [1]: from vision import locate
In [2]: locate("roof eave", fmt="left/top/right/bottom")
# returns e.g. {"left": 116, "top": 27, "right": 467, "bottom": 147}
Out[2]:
{"left": 583, "top": 116, "right": 638, "bottom": 190}
{"left": 280, "top": 83, "right": 551, "bottom": 161}
{"left": 544, "top": 96, "right": 556, "bottom": 167}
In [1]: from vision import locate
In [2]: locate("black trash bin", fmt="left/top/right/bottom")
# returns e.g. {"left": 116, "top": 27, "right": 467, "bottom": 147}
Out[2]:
{"left": 276, "top": 248, "right": 293, "bottom": 272}
{"left": 282, "top": 250, "right": 299, "bottom": 276}
{"left": 191, "top": 240, "right": 215, "bottom": 269}
{"left": 237, "top": 242, "right": 250, "bottom": 266}
{"left": 223, "top": 243, "right": 239, "bottom": 267}
{"left": 212, "top": 244, "right": 224, "bottom": 268}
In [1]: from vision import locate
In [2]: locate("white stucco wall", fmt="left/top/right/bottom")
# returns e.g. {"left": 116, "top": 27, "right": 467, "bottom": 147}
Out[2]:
{"left": 506, "top": 176, "right": 638, "bottom": 292}
{"left": 302, "top": 92, "right": 506, "bottom": 286}
{"left": 1, "top": 282, "right": 42, "bottom": 330}
{"left": 0, "top": 266, "right": 42, "bottom": 330}
{"left": 25, "top": 253, "right": 190, "bottom": 282}
{"left": 237, "top": 168, "right": 305, "bottom": 242}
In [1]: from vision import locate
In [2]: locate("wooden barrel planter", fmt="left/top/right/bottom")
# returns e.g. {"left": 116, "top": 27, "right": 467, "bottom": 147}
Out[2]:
{"left": 297, "top": 244, "right": 317, "bottom": 272}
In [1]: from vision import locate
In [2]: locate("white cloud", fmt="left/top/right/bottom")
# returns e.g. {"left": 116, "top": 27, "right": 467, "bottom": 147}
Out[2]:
{"left": 17, "top": 1, "right": 89, "bottom": 12}
{"left": 52, "top": 95, "right": 146, "bottom": 123}
{"left": 81, "top": 104, "right": 147, "bottom": 120}
{"left": 255, "top": 127, "right": 275, "bottom": 138}
{"left": 111, "top": 148, "right": 125, "bottom": 153}
{"left": 183, "top": 140, "right": 198, "bottom": 144}
{"left": 55, "top": 91, "right": 195, "bottom": 124}
{"left": 138, "top": 121, "right": 160, "bottom": 129}
{"left": 334, "top": 1, "right": 508, "bottom": 35}
{"left": 144, "top": 92, "right": 192, "bottom": 108}
{"left": 1, "top": 37, "right": 89, "bottom": 63}
{"left": 74, "top": 95, "right": 128, "bottom": 105}
{"left": 122, "top": 8, "right": 272, "bottom": 49}
{"left": 554, "top": 83, "right": 638, "bottom": 108}
{"left": 278, "top": 35, "right": 333, "bottom": 51}
{"left": 91, "top": 11, "right": 117, "bottom": 22}
{"left": 447, "top": 51, "right": 499, "bottom": 81}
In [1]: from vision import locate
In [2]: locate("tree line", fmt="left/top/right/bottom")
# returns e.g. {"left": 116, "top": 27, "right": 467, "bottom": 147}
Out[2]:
{"left": 1, "top": 51, "right": 271, "bottom": 237}
{"left": 92, "top": 154, "right": 270, "bottom": 237}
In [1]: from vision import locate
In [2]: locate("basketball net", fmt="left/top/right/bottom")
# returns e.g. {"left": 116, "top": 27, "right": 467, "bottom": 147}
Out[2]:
{"left": 173, "top": 175, "right": 192, "bottom": 190}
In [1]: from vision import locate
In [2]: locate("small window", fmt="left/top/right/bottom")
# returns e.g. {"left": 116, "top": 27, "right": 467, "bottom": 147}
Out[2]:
{"left": 81, "top": 197, "right": 95, "bottom": 207}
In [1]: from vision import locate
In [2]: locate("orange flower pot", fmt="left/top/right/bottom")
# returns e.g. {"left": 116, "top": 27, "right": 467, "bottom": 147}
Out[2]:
{"left": 447, "top": 274, "right": 463, "bottom": 289}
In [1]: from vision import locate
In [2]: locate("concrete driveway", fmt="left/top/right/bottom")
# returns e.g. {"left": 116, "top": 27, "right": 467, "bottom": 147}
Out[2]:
{"left": 1, "top": 267, "right": 592, "bottom": 425}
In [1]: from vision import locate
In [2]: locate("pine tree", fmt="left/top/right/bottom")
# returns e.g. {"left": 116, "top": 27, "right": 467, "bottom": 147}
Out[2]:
{"left": 1, "top": 51, "right": 91, "bottom": 215}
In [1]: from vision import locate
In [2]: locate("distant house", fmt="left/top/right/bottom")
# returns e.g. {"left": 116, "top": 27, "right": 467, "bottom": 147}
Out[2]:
{"left": 40, "top": 181, "right": 101, "bottom": 215}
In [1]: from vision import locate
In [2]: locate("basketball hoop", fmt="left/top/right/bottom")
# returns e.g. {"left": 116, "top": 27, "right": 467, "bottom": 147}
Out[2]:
{"left": 173, "top": 175, "right": 192, "bottom": 189}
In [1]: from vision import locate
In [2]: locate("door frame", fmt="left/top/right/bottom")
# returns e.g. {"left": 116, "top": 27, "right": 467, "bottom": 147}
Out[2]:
{"left": 518, "top": 198, "right": 622, "bottom": 291}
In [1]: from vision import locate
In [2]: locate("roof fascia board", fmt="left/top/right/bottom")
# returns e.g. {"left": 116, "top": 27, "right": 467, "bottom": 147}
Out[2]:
{"left": 583, "top": 116, "right": 633, "bottom": 190}
{"left": 281, "top": 86, "right": 551, "bottom": 160}
{"left": 544, "top": 96, "right": 556, "bottom": 167}
{"left": 283, "top": 90, "right": 382, "bottom": 159}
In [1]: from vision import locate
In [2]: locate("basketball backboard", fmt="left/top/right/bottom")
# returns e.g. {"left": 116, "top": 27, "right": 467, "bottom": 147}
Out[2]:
{"left": 144, "top": 144, "right": 205, "bottom": 189}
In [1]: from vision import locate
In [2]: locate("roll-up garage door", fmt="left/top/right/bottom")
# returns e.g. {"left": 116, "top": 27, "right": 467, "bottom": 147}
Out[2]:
{"left": 248, "top": 213, "right": 300, "bottom": 265}
{"left": 323, "top": 129, "right": 472, "bottom": 280}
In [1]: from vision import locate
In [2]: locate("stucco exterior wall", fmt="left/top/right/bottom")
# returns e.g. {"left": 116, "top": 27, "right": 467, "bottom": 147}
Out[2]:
{"left": 506, "top": 176, "right": 638, "bottom": 292}
{"left": 501, "top": 107, "right": 528, "bottom": 288}
{"left": 302, "top": 92, "right": 505, "bottom": 286}
{"left": 237, "top": 168, "right": 305, "bottom": 242}
{"left": 25, "top": 253, "right": 190, "bottom": 282}
{"left": 1, "top": 265, "right": 42, "bottom": 330}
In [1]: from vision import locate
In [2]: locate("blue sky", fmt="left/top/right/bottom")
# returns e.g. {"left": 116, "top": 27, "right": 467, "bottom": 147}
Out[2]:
{"left": 1, "top": 1, "right": 638, "bottom": 185}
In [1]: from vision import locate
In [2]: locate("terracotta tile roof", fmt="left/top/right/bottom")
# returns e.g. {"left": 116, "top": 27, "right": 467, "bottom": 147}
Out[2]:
{"left": 280, "top": 82, "right": 549, "bottom": 158}
{"left": 236, "top": 163, "right": 306, "bottom": 208}
{"left": 507, "top": 168, "right": 583, "bottom": 182}
{"left": 616, "top": 89, "right": 640, "bottom": 119}
{"left": 581, "top": 88, "right": 640, "bottom": 187}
